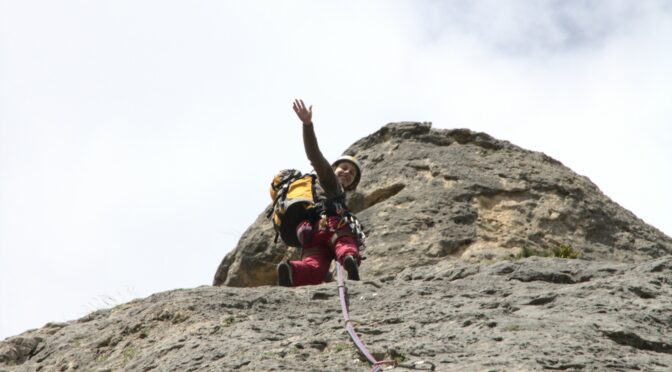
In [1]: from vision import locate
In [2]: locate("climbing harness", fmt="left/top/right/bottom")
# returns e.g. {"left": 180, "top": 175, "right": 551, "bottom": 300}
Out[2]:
{"left": 267, "top": 169, "right": 366, "bottom": 250}
{"left": 335, "top": 262, "right": 435, "bottom": 371}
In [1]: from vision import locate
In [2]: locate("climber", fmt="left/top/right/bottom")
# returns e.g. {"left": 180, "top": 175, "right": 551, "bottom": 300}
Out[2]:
{"left": 276, "top": 99, "right": 363, "bottom": 287}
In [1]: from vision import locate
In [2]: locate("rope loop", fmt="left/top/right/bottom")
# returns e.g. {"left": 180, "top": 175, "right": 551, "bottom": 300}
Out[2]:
{"left": 370, "top": 359, "right": 396, "bottom": 371}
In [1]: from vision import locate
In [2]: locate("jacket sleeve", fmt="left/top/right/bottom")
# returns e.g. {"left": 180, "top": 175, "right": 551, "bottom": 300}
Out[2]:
{"left": 303, "top": 123, "right": 343, "bottom": 198}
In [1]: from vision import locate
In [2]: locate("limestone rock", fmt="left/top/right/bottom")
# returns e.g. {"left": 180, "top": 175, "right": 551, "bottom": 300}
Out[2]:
{"left": 4, "top": 122, "right": 672, "bottom": 371}
{"left": 213, "top": 122, "right": 672, "bottom": 287}
{"left": 3, "top": 257, "right": 671, "bottom": 371}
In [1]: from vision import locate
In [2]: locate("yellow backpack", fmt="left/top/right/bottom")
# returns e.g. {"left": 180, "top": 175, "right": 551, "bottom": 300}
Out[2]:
{"left": 267, "top": 169, "right": 320, "bottom": 247}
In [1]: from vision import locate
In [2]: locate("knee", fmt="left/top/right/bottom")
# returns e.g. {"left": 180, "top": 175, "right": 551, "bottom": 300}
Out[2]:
{"left": 301, "top": 255, "right": 323, "bottom": 269}
{"left": 334, "top": 237, "right": 359, "bottom": 255}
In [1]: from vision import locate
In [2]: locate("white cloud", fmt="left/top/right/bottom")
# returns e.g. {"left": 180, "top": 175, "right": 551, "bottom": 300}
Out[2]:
{"left": 1, "top": 0, "right": 671, "bottom": 339}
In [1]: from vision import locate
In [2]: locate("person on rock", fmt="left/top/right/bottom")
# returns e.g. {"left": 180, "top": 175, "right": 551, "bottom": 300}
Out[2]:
{"left": 277, "top": 99, "right": 363, "bottom": 287}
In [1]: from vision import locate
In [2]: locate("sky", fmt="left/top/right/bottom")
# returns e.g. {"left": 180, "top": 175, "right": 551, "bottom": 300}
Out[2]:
{"left": 1, "top": 0, "right": 671, "bottom": 339}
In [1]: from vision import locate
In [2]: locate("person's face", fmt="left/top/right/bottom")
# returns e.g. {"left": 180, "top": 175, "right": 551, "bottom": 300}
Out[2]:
{"left": 334, "top": 161, "right": 358, "bottom": 188}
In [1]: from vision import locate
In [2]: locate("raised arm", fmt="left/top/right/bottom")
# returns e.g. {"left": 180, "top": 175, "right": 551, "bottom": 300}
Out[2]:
{"left": 292, "top": 99, "right": 342, "bottom": 197}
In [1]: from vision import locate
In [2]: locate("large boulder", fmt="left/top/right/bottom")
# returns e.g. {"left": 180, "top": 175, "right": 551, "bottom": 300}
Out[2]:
{"left": 214, "top": 122, "right": 672, "bottom": 286}
{"left": 4, "top": 122, "right": 672, "bottom": 371}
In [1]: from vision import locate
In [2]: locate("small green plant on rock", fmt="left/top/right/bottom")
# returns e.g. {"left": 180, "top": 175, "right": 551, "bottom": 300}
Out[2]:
{"left": 552, "top": 244, "right": 580, "bottom": 259}
{"left": 222, "top": 316, "right": 235, "bottom": 327}
{"left": 388, "top": 348, "right": 407, "bottom": 365}
{"left": 515, "top": 244, "right": 580, "bottom": 259}
{"left": 120, "top": 345, "right": 137, "bottom": 367}
{"left": 95, "top": 350, "right": 111, "bottom": 363}
{"left": 332, "top": 342, "right": 350, "bottom": 352}
{"left": 289, "top": 343, "right": 304, "bottom": 354}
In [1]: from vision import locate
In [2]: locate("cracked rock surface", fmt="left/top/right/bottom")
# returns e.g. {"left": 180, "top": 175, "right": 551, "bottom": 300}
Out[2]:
{"left": 3, "top": 123, "right": 672, "bottom": 371}
{"left": 214, "top": 123, "right": 672, "bottom": 287}
{"left": 2, "top": 257, "right": 671, "bottom": 371}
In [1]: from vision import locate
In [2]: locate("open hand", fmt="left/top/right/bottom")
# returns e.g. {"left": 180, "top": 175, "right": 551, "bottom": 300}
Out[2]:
{"left": 293, "top": 99, "right": 312, "bottom": 125}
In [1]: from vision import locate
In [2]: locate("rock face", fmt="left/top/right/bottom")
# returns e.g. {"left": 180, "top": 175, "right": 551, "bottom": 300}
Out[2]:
{"left": 3, "top": 123, "right": 672, "bottom": 371}
{"left": 2, "top": 257, "right": 672, "bottom": 371}
{"left": 214, "top": 123, "right": 672, "bottom": 287}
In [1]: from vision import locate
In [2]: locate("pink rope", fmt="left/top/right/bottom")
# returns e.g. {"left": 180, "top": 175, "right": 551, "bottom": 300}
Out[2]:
{"left": 336, "top": 262, "right": 384, "bottom": 371}
{"left": 335, "top": 263, "right": 436, "bottom": 371}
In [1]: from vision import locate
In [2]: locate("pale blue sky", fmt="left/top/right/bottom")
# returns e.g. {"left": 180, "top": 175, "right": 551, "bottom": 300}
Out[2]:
{"left": 1, "top": 0, "right": 671, "bottom": 339}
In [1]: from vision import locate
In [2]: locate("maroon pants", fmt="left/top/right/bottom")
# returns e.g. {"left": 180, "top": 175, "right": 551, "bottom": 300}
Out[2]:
{"left": 289, "top": 216, "right": 360, "bottom": 287}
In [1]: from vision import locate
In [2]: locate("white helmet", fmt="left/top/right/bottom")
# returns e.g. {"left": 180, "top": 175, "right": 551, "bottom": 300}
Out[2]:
{"left": 332, "top": 155, "right": 362, "bottom": 190}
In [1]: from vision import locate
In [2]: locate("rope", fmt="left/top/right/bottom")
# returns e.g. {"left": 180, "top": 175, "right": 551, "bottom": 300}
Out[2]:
{"left": 335, "top": 262, "right": 436, "bottom": 371}
{"left": 335, "top": 261, "right": 384, "bottom": 371}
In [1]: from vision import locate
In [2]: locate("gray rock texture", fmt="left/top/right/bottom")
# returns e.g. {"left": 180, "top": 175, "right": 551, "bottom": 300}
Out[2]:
{"left": 214, "top": 123, "right": 672, "bottom": 287}
{"left": 3, "top": 123, "right": 672, "bottom": 371}
{"left": 2, "top": 257, "right": 671, "bottom": 371}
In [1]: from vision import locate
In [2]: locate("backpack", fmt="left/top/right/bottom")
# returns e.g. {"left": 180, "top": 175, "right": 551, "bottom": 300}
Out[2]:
{"left": 267, "top": 169, "right": 366, "bottom": 250}
{"left": 267, "top": 169, "right": 320, "bottom": 247}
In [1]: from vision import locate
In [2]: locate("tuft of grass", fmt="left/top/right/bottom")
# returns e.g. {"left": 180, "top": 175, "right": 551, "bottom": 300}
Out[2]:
{"left": 393, "top": 354, "right": 407, "bottom": 364}
{"left": 552, "top": 244, "right": 580, "bottom": 259}
{"left": 95, "top": 351, "right": 111, "bottom": 363}
{"left": 388, "top": 348, "right": 407, "bottom": 365}
{"left": 222, "top": 316, "right": 235, "bottom": 327}
{"left": 332, "top": 343, "right": 350, "bottom": 352}
{"left": 121, "top": 346, "right": 137, "bottom": 365}
{"left": 516, "top": 244, "right": 580, "bottom": 260}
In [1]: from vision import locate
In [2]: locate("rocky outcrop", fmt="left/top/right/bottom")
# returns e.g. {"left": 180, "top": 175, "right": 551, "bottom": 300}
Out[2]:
{"left": 214, "top": 123, "right": 672, "bottom": 287}
{"left": 3, "top": 122, "right": 672, "bottom": 371}
{"left": 3, "top": 256, "right": 671, "bottom": 371}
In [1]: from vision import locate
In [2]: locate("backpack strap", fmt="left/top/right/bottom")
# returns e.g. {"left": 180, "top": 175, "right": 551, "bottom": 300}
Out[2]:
{"left": 267, "top": 171, "right": 306, "bottom": 219}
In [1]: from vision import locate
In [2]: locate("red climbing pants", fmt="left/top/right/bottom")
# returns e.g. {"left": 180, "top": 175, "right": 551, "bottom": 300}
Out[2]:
{"left": 289, "top": 216, "right": 360, "bottom": 287}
